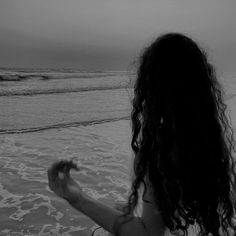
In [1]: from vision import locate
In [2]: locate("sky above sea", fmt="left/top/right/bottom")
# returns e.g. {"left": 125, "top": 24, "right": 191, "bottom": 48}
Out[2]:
{"left": 0, "top": 0, "right": 235, "bottom": 78}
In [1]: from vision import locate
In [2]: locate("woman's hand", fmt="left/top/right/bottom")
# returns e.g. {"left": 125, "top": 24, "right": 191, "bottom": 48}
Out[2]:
{"left": 47, "top": 160, "right": 85, "bottom": 207}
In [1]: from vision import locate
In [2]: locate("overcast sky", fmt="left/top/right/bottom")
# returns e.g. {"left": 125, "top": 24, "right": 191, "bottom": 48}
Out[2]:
{"left": 0, "top": 0, "right": 235, "bottom": 77}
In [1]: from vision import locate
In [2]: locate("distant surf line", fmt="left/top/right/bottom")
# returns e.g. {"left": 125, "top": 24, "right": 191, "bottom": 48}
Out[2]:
{"left": 0, "top": 116, "right": 130, "bottom": 135}
{"left": 0, "top": 72, "right": 132, "bottom": 82}
{"left": 0, "top": 85, "right": 132, "bottom": 97}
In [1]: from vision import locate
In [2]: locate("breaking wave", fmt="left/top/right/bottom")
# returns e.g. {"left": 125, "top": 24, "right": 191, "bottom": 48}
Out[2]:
{"left": 0, "top": 116, "right": 130, "bottom": 134}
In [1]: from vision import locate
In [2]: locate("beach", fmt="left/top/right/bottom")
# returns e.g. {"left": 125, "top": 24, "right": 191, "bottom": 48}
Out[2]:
{"left": 0, "top": 69, "right": 235, "bottom": 236}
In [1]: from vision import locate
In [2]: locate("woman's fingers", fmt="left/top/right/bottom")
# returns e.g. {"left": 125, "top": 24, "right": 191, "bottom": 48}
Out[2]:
{"left": 63, "top": 160, "right": 79, "bottom": 178}
{"left": 48, "top": 160, "right": 64, "bottom": 182}
{"left": 48, "top": 160, "right": 66, "bottom": 191}
{"left": 47, "top": 159, "right": 80, "bottom": 199}
{"left": 63, "top": 161, "right": 71, "bottom": 178}
{"left": 48, "top": 160, "right": 72, "bottom": 179}
{"left": 69, "top": 160, "right": 79, "bottom": 171}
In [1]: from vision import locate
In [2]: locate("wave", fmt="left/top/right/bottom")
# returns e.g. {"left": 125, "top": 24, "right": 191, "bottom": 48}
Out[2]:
{"left": 0, "top": 71, "right": 132, "bottom": 82}
{"left": 0, "top": 116, "right": 130, "bottom": 135}
{"left": 0, "top": 85, "right": 132, "bottom": 97}
{"left": 0, "top": 68, "right": 129, "bottom": 73}
{"left": 0, "top": 74, "right": 32, "bottom": 81}
{"left": 0, "top": 74, "right": 54, "bottom": 81}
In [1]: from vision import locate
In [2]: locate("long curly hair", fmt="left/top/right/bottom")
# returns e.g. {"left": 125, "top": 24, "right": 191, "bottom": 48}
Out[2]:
{"left": 113, "top": 33, "right": 236, "bottom": 236}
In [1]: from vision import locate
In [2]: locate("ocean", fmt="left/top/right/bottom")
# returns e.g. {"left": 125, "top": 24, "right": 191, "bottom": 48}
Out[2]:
{"left": 0, "top": 69, "right": 235, "bottom": 236}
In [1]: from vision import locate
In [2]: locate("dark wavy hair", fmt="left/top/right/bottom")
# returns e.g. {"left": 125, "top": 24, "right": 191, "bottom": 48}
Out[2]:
{"left": 113, "top": 33, "right": 236, "bottom": 236}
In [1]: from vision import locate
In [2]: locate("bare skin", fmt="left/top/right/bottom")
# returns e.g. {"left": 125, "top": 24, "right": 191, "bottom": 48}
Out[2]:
{"left": 47, "top": 160, "right": 150, "bottom": 236}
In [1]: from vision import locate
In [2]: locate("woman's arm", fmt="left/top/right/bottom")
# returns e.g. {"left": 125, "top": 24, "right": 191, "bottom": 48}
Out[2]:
{"left": 72, "top": 176, "right": 165, "bottom": 236}
{"left": 69, "top": 194, "right": 148, "bottom": 236}
{"left": 47, "top": 160, "right": 148, "bottom": 236}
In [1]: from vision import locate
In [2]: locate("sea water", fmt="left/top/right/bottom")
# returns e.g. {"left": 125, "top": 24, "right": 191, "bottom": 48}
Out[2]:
{"left": 0, "top": 69, "right": 235, "bottom": 236}
{"left": 0, "top": 69, "right": 135, "bottom": 236}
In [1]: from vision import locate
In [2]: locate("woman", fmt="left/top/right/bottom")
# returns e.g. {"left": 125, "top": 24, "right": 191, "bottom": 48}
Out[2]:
{"left": 48, "top": 33, "right": 236, "bottom": 236}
